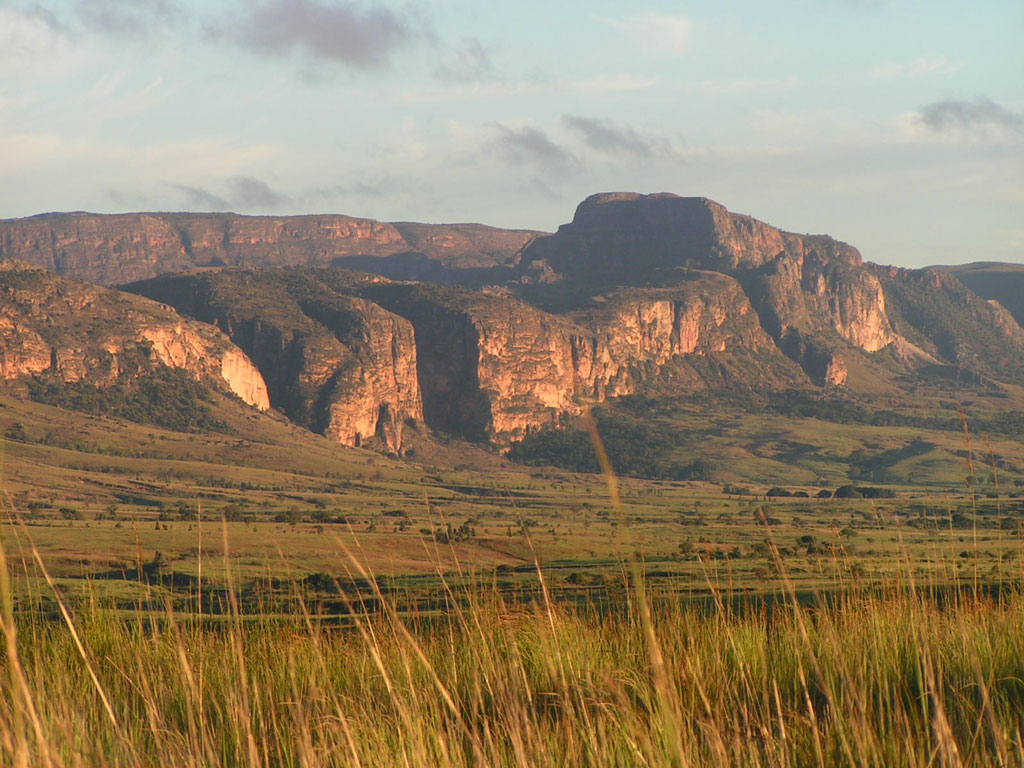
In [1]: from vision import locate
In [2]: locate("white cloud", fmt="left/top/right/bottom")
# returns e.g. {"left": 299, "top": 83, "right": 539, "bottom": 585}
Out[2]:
{"left": 0, "top": 7, "right": 71, "bottom": 73}
{"left": 868, "top": 55, "right": 963, "bottom": 82}
{"left": 597, "top": 12, "right": 693, "bottom": 58}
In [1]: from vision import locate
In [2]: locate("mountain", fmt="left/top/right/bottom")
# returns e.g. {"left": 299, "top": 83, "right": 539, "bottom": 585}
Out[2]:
{"left": 126, "top": 267, "right": 796, "bottom": 448}
{"left": 0, "top": 211, "right": 541, "bottom": 286}
{"left": 935, "top": 262, "right": 1024, "bottom": 328}
{"left": 4, "top": 193, "right": 1024, "bottom": 466}
{"left": 0, "top": 263, "right": 269, "bottom": 430}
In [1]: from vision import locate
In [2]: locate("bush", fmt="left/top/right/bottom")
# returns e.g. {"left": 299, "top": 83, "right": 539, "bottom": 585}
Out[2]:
{"left": 27, "top": 366, "right": 228, "bottom": 434}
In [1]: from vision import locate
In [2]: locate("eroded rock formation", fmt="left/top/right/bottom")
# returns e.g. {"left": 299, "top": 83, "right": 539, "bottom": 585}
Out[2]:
{"left": 0, "top": 212, "right": 540, "bottom": 286}
{"left": 128, "top": 270, "right": 423, "bottom": 452}
{"left": 0, "top": 263, "right": 269, "bottom": 409}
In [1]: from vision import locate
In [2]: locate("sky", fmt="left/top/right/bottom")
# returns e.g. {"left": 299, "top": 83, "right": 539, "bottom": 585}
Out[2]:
{"left": 0, "top": 0, "right": 1021, "bottom": 268}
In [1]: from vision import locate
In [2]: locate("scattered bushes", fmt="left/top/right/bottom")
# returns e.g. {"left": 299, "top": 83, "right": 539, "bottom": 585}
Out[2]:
{"left": 27, "top": 366, "right": 228, "bottom": 434}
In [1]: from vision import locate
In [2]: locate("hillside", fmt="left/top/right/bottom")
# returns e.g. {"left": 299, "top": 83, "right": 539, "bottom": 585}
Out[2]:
{"left": 937, "top": 262, "right": 1024, "bottom": 328}
{"left": 0, "top": 263, "right": 269, "bottom": 426}
{"left": 2, "top": 193, "right": 1024, "bottom": 485}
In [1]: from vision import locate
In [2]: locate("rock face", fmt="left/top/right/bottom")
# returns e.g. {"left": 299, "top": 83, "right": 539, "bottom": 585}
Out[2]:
{"left": 0, "top": 263, "right": 269, "bottom": 409}
{"left": 356, "top": 272, "right": 794, "bottom": 443}
{"left": 517, "top": 192, "right": 897, "bottom": 382}
{"left": 11, "top": 192, "right": 1024, "bottom": 452}
{"left": 565, "top": 273, "right": 782, "bottom": 398}
{"left": 127, "top": 270, "right": 423, "bottom": 452}
{"left": 518, "top": 193, "right": 862, "bottom": 282}
{"left": 0, "top": 212, "right": 540, "bottom": 286}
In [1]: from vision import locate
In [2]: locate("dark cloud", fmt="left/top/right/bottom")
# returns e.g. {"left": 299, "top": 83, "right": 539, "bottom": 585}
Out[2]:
{"left": 525, "top": 176, "right": 562, "bottom": 202}
{"left": 228, "top": 176, "right": 291, "bottom": 209}
{"left": 434, "top": 39, "right": 497, "bottom": 83}
{"left": 167, "top": 177, "right": 290, "bottom": 211}
{"left": 916, "top": 97, "right": 1024, "bottom": 134}
{"left": 169, "top": 183, "right": 232, "bottom": 211}
{"left": 562, "top": 115, "right": 671, "bottom": 158}
{"left": 224, "top": 0, "right": 413, "bottom": 69}
{"left": 489, "top": 124, "right": 572, "bottom": 166}
{"left": 76, "top": 0, "right": 179, "bottom": 35}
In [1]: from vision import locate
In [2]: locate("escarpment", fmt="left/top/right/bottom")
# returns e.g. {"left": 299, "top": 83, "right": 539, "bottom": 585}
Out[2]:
{"left": 0, "top": 212, "right": 540, "bottom": 286}
{"left": 361, "top": 272, "right": 797, "bottom": 442}
{"left": 0, "top": 264, "right": 269, "bottom": 409}
{"left": 127, "top": 270, "right": 423, "bottom": 453}
{"left": 10, "top": 192, "right": 1024, "bottom": 453}
{"left": 517, "top": 192, "right": 900, "bottom": 383}
{"left": 875, "top": 266, "right": 1024, "bottom": 382}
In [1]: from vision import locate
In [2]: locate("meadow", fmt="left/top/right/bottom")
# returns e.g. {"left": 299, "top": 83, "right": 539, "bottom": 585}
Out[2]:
{"left": 3, "top": 391, "right": 1024, "bottom": 765}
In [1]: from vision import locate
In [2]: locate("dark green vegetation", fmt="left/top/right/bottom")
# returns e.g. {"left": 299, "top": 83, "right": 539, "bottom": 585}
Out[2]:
{"left": 26, "top": 366, "right": 227, "bottom": 433}
{"left": 508, "top": 384, "right": 1024, "bottom": 489}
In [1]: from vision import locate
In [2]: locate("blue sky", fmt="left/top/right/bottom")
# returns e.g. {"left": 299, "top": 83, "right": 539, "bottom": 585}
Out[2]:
{"left": 1, "top": 0, "right": 1021, "bottom": 267}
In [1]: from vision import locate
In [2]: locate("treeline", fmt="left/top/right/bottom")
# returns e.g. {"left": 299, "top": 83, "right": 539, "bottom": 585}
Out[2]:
{"left": 766, "top": 391, "right": 1024, "bottom": 440}
{"left": 27, "top": 367, "right": 229, "bottom": 434}
{"left": 507, "top": 411, "right": 710, "bottom": 481}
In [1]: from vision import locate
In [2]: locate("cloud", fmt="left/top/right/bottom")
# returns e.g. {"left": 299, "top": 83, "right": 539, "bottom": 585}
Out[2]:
{"left": 434, "top": 38, "right": 497, "bottom": 83}
{"left": 869, "top": 55, "right": 962, "bottom": 82}
{"left": 487, "top": 124, "right": 572, "bottom": 166}
{"left": 0, "top": 7, "right": 68, "bottom": 71}
{"left": 75, "top": 0, "right": 179, "bottom": 35}
{"left": 169, "top": 183, "right": 231, "bottom": 210}
{"left": 597, "top": 12, "right": 692, "bottom": 57}
{"left": 525, "top": 176, "right": 562, "bottom": 202}
{"left": 916, "top": 98, "right": 1024, "bottom": 136}
{"left": 228, "top": 176, "right": 291, "bottom": 208}
{"left": 563, "top": 115, "right": 671, "bottom": 158}
{"left": 167, "top": 176, "right": 290, "bottom": 211}
{"left": 223, "top": 0, "right": 414, "bottom": 69}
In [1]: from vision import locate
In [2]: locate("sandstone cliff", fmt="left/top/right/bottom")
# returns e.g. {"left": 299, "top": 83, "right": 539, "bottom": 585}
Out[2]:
{"left": 10, "top": 193, "right": 1024, "bottom": 454}
{"left": 361, "top": 272, "right": 798, "bottom": 442}
{"left": 127, "top": 270, "right": 423, "bottom": 452}
{"left": 0, "top": 263, "right": 269, "bottom": 409}
{"left": 516, "top": 192, "right": 900, "bottom": 384}
{"left": 518, "top": 192, "right": 863, "bottom": 282}
{"left": 0, "top": 212, "right": 540, "bottom": 286}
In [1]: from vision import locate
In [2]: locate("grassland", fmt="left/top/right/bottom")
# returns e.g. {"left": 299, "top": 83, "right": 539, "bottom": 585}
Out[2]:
{"left": 3, "top": 386, "right": 1024, "bottom": 765}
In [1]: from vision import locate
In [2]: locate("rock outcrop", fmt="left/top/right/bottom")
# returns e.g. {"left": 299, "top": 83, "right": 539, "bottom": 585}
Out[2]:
{"left": 0, "top": 263, "right": 269, "bottom": 409}
{"left": 361, "top": 272, "right": 796, "bottom": 442}
{"left": 0, "top": 212, "right": 540, "bottom": 286}
{"left": 517, "top": 193, "right": 863, "bottom": 282}
{"left": 127, "top": 270, "right": 423, "bottom": 452}
{"left": 9, "top": 193, "right": 1024, "bottom": 453}
{"left": 517, "top": 192, "right": 898, "bottom": 382}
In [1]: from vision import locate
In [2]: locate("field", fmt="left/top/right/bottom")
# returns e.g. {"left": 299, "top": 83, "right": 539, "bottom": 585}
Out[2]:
{"left": 3, "top": 391, "right": 1024, "bottom": 765}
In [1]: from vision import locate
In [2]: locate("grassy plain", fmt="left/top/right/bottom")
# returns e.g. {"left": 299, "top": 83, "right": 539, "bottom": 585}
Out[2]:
{"left": 3, "top": 387, "right": 1024, "bottom": 765}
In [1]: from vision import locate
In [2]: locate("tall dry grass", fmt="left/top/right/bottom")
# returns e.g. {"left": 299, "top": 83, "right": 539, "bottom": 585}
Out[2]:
{"left": 0, "top": 523, "right": 1022, "bottom": 766}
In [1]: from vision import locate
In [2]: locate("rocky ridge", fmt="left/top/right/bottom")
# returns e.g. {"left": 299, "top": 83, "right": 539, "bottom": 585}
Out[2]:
{"left": 0, "top": 212, "right": 540, "bottom": 286}
{"left": 0, "top": 263, "right": 269, "bottom": 409}
{"left": 5, "top": 193, "right": 1024, "bottom": 454}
